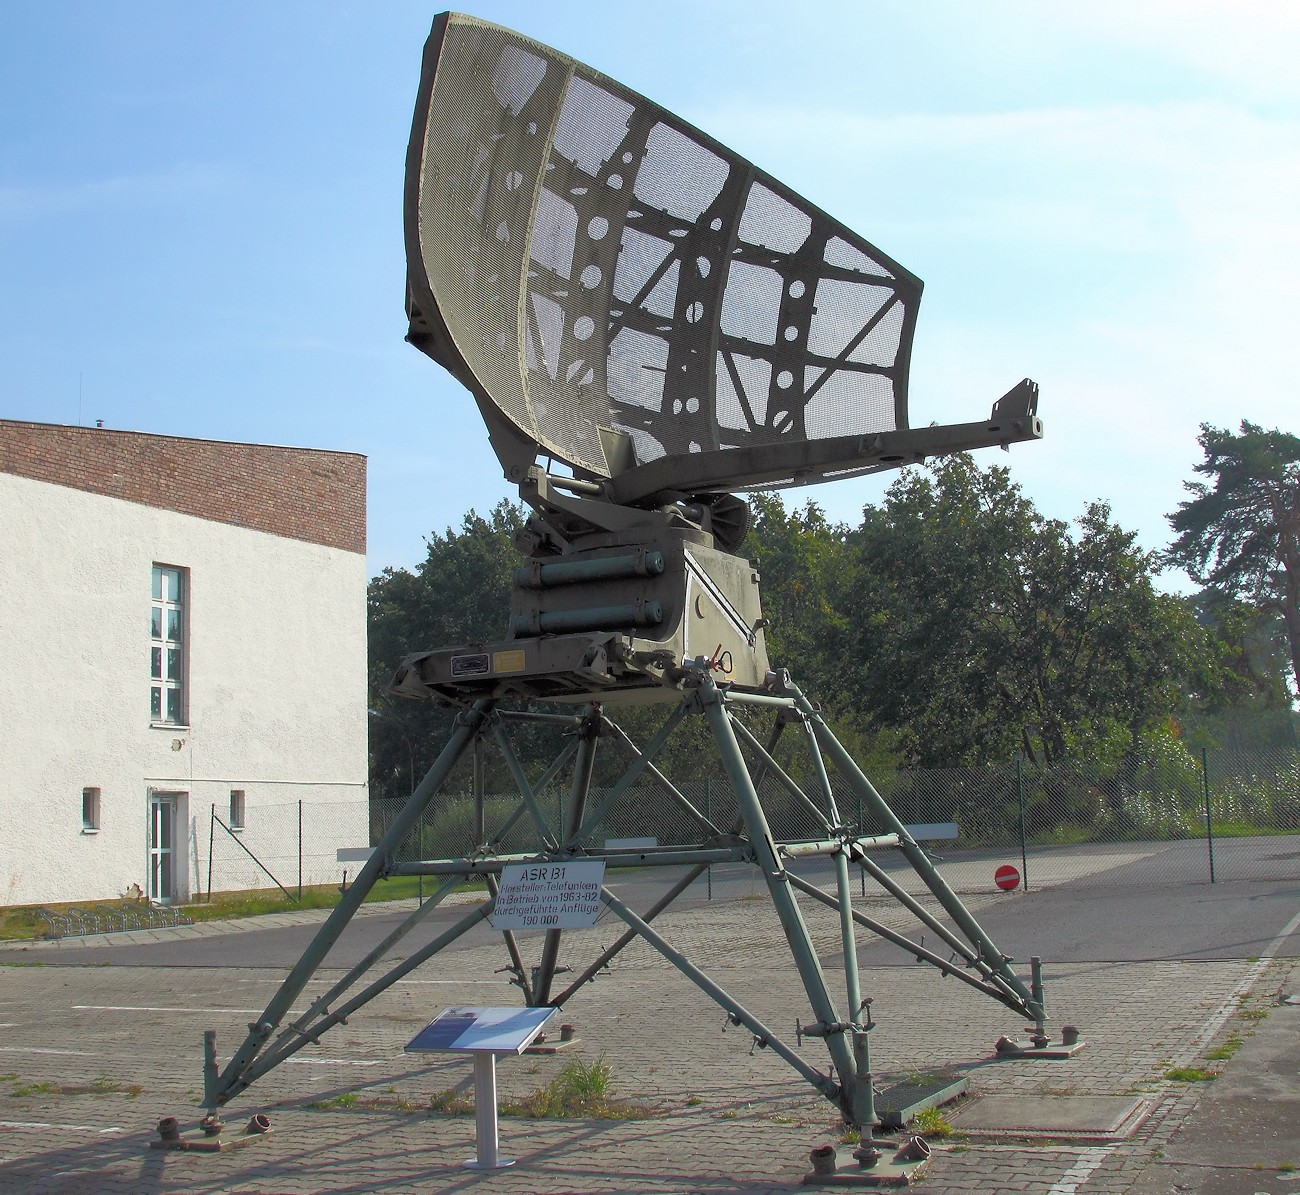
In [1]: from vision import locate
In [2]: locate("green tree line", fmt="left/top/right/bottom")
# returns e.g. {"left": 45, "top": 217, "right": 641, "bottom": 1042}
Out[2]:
{"left": 366, "top": 424, "right": 1298, "bottom": 801}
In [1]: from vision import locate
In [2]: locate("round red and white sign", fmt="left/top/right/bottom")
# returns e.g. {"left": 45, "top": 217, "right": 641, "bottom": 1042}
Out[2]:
{"left": 994, "top": 864, "right": 1020, "bottom": 891}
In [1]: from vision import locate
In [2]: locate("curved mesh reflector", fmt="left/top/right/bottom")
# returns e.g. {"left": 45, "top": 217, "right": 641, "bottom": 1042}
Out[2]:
{"left": 407, "top": 13, "right": 922, "bottom": 484}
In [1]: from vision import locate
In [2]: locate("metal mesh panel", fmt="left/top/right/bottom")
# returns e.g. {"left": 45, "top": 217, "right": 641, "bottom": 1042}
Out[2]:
{"left": 408, "top": 13, "right": 921, "bottom": 481}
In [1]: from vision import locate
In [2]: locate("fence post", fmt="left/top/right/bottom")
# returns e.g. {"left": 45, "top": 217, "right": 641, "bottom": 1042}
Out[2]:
{"left": 1202, "top": 746, "right": 1216, "bottom": 884}
{"left": 705, "top": 779, "right": 712, "bottom": 902}
{"left": 298, "top": 800, "right": 303, "bottom": 902}
{"left": 207, "top": 803, "right": 215, "bottom": 902}
{"left": 1016, "top": 755, "right": 1030, "bottom": 893}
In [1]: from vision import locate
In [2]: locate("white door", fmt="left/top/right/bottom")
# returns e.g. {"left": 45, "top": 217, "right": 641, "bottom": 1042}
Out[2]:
{"left": 149, "top": 794, "right": 176, "bottom": 904}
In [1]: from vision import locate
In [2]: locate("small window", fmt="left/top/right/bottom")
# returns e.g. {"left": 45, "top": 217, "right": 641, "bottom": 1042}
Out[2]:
{"left": 82, "top": 787, "right": 101, "bottom": 833}
{"left": 229, "top": 789, "right": 246, "bottom": 830}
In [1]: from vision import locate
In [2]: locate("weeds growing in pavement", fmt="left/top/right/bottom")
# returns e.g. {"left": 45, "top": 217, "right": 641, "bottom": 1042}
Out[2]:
{"left": 308, "top": 1091, "right": 360, "bottom": 1109}
{"left": 509, "top": 1058, "right": 648, "bottom": 1119}
{"left": 1204, "top": 1033, "right": 1244, "bottom": 1062}
{"left": 428, "top": 1089, "right": 475, "bottom": 1115}
{"left": 426, "top": 1059, "right": 650, "bottom": 1121}
{"left": 912, "top": 1106, "right": 956, "bottom": 1138}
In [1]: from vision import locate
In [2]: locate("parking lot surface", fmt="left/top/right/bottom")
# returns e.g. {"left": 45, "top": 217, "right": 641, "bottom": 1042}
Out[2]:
{"left": 1, "top": 880, "right": 1298, "bottom": 1193}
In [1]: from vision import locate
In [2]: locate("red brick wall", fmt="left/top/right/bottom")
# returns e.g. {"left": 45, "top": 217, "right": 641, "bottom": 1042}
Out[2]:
{"left": 0, "top": 421, "right": 366, "bottom": 555}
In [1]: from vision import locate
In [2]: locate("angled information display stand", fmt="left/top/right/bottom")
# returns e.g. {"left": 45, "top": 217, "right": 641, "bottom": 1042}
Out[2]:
{"left": 181, "top": 12, "right": 1069, "bottom": 1183}
{"left": 407, "top": 1006, "right": 558, "bottom": 1170}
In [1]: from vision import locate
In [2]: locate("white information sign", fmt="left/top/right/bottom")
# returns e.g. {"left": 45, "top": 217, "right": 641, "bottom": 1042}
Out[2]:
{"left": 492, "top": 860, "right": 606, "bottom": 931}
{"left": 404, "top": 1006, "right": 557, "bottom": 1055}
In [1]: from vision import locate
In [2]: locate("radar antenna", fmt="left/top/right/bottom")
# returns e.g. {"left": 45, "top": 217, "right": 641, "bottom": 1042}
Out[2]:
{"left": 201, "top": 14, "right": 1063, "bottom": 1176}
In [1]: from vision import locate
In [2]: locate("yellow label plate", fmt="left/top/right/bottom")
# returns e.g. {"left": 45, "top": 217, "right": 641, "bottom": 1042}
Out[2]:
{"left": 492, "top": 649, "right": 526, "bottom": 674}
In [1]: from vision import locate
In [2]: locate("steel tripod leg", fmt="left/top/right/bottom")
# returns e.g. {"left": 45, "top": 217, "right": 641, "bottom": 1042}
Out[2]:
{"left": 212, "top": 698, "right": 496, "bottom": 1104}
{"left": 534, "top": 705, "right": 599, "bottom": 1005}
{"left": 790, "top": 683, "right": 1042, "bottom": 1023}
{"left": 696, "top": 677, "right": 868, "bottom": 1129}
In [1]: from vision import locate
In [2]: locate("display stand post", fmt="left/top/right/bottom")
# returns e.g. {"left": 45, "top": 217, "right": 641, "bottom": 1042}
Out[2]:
{"left": 467, "top": 1052, "right": 508, "bottom": 1170}
{"left": 405, "top": 1005, "right": 559, "bottom": 1173}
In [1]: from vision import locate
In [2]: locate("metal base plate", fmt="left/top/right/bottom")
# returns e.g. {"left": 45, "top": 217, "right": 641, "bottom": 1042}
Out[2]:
{"left": 994, "top": 1036, "right": 1087, "bottom": 1059}
{"left": 464, "top": 1156, "right": 515, "bottom": 1169}
{"left": 803, "top": 1143, "right": 929, "bottom": 1187}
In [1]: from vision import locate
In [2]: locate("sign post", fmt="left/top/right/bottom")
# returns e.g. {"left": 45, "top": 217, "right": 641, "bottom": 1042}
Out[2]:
{"left": 405, "top": 1006, "right": 558, "bottom": 1170}
{"left": 470, "top": 1051, "right": 503, "bottom": 1168}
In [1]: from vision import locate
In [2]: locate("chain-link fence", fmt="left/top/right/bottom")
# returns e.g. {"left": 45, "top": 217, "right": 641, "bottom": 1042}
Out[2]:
{"left": 876, "top": 743, "right": 1300, "bottom": 890}
{"left": 204, "top": 741, "right": 1300, "bottom": 901}
{"left": 198, "top": 797, "right": 368, "bottom": 901}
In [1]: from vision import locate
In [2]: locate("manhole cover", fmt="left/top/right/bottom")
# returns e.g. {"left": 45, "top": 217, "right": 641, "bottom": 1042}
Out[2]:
{"left": 950, "top": 1095, "right": 1144, "bottom": 1137}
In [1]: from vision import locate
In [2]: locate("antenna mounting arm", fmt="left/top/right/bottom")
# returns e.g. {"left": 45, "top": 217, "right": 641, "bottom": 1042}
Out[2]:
{"left": 606, "top": 380, "right": 1042, "bottom": 506}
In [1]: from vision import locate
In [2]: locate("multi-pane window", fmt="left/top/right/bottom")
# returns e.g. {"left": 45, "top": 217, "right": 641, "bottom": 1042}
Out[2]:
{"left": 150, "top": 565, "right": 186, "bottom": 725}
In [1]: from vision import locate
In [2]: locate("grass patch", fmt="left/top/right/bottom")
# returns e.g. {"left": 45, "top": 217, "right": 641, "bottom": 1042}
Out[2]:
{"left": 912, "top": 1106, "right": 956, "bottom": 1138}
{"left": 0, "top": 876, "right": 488, "bottom": 941}
{"left": 1042, "top": 824, "right": 1094, "bottom": 847}
{"left": 428, "top": 1089, "right": 476, "bottom": 1115}
{"left": 1163, "top": 1066, "right": 1217, "bottom": 1083}
{"left": 10, "top": 1080, "right": 59, "bottom": 1097}
{"left": 90, "top": 1076, "right": 142, "bottom": 1097}
{"left": 1204, "top": 1034, "right": 1244, "bottom": 1062}
{"left": 57, "top": 1077, "right": 143, "bottom": 1098}
{"left": 183, "top": 876, "right": 484, "bottom": 925}
{"left": 1207, "top": 821, "right": 1297, "bottom": 839}
{"left": 424, "top": 1060, "right": 651, "bottom": 1122}
{"left": 503, "top": 1058, "right": 648, "bottom": 1120}
{"left": 304, "top": 1090, "right": 418, "bottom": 1114}
{"left": 308, "top": 1091, "right": 360, "bottom": 1109}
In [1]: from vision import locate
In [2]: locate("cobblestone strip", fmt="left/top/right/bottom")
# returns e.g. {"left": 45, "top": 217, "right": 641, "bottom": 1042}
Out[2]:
{"left": 1045, "top": 1145, "right": 1118, "bottom": 1193}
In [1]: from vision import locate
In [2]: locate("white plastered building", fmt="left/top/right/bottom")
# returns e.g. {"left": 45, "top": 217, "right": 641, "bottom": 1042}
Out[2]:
{"left": 0, "top": 420, "right": 370, "bottom": 908}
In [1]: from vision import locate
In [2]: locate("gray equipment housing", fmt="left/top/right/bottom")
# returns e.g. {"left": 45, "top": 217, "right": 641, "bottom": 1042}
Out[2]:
{"left": 392, "top": 523, "right": 771, "bottom": 703}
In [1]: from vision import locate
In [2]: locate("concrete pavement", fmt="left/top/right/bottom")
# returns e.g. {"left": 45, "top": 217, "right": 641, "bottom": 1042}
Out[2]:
{"left": 0, "top": 890, "right": 1297, "bottom": 1193}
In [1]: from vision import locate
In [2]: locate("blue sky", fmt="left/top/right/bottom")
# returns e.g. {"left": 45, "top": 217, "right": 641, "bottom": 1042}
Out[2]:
{"left": 4, "top": 2, "right": 1298, "bottom": 584}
